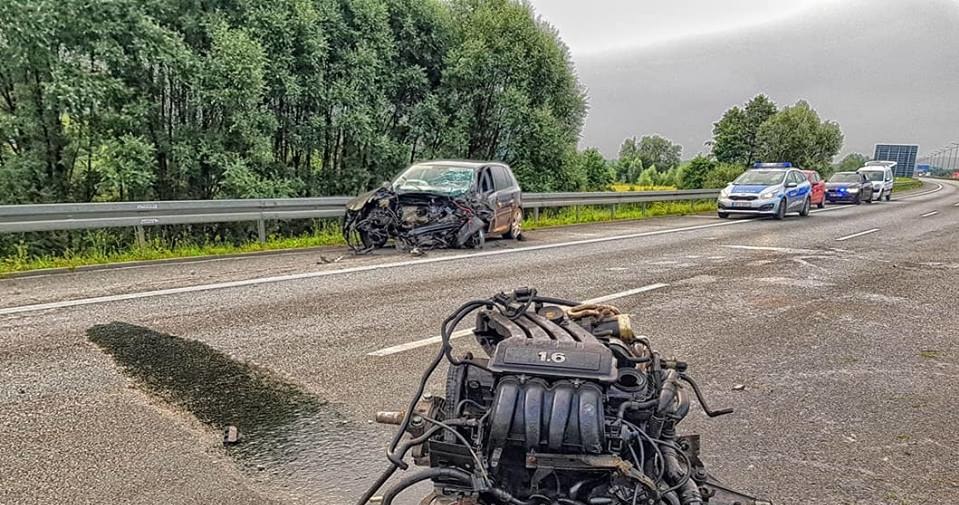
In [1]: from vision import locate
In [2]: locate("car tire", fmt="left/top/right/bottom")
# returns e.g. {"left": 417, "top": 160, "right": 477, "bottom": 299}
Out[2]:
{"left": 718, "top": 212, "right": 729, "bottom": 219}
{"left": 469, "top": 228, "right": 485, "bottom": 249}
{"left": 359, "top": 230, "right": 388, "bottom": 249}
{"left": 799, "top": 197, "right": 811, "bottom": 217}
{"left": 774, "top": 199, "right": 786, "bottom": 220}
{"left": 503, "top": 208, "right": 523, "bottom": 239}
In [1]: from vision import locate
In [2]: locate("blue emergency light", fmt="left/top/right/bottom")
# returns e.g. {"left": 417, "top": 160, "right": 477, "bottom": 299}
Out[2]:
{"left": 752, "top": 162, "right": 792, "bottom": 168}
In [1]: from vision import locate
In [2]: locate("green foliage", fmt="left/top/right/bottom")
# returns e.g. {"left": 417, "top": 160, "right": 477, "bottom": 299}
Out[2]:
{"left": 615, "top": 137, "right": 644, "bottom": 183}
{"left": 572, "top": 148, "right": 614, "bottom": 191}
{"left": 0, "top": 0, "right": 589, "bottom": 262}
{"left": 635, "top": 135, "right": 681, "bottom": 173}
{"left": 678, "top": 155, "right": 716, "bottom": 189}
{"left": 702, "top": 163, "right": 746, "bottom": 188}
{"left": 0, "top": 0, "right": 586, "bottom": 208}
{"left": 615, "top": 135, "right": 681, "bottom": 183}
{"left": 756, "top": 101, "right": 843, "bottom": 171}
{"left": 835, "top": 153, "right": 869, "bottom": 173}
{"left": 637, "top": 166, "right": 657, "bottom": 187}
{"left": 894, "top": 177, "right": 922, "bottom": 191}
{"left": 712, "top": 94, "right": 777, "bottom": 166}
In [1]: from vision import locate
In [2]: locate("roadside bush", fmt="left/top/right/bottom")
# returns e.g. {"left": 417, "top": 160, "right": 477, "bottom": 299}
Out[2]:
{"left": 703, "top": 163, "right": 747, "bottom": 188}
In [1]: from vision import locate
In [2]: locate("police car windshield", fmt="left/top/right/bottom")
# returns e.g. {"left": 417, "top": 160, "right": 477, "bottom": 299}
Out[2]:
{"left": 734, "top": 170, "right": 786, "bottom": 185}
{"left": 829, "top": 173, "right": 860, "bottom": 183}
{"left": 861, "top": 170, "right": 884, "bottom": 182}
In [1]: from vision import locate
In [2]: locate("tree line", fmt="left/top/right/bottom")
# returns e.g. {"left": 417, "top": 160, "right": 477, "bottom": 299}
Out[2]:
{"left": 605, "top": 95, "right": 848, "bottom": 190}
{"left": 0, "top": 0, "right": 589, "bottom": 206}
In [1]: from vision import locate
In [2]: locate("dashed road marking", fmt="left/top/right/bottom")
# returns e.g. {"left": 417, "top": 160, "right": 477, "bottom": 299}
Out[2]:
{"left": 835, "top": 228, "right": 880, "bottom": 242}
{"left": 921, "top": 211, "right": 939, "bottom": 218}
{"left": 367, "top": 283, "right": 669, "bottom": 356}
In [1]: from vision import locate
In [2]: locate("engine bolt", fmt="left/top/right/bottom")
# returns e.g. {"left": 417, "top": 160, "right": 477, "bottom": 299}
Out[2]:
{"left": 467, "top": 380, "right": 480, "bottom": 389}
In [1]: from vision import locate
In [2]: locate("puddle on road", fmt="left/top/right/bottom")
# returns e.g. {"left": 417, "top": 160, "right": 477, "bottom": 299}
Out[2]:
{"left": 87, "top": 322, "right": 397, "bottom": 504}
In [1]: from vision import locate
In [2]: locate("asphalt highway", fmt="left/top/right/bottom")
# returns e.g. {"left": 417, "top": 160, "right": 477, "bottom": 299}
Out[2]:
{"left": 2, "top": 180, "right": 958, "bottom": 505}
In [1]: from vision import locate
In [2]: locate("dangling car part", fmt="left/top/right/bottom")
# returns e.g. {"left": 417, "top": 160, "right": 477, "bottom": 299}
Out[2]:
{"left": 342, "top": 161, "right": 523, "bottom": 254}
{"left": 359, "top": 288, "right": 771, "bottom": 505}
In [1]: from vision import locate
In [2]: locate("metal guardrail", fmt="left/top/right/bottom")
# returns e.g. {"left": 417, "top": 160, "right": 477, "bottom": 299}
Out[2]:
{"left": 0, "top": 189, "right": 720, "bottom": 241}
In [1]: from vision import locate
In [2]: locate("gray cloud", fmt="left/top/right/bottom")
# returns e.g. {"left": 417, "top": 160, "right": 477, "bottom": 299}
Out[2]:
{"left": 534, "top": 0, "right": 959, "bottom": 159}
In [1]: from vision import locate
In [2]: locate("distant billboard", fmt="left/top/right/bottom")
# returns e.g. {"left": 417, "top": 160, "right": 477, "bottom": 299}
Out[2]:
{"left": 873, "top": 144, "right": 918, "bottom": 177}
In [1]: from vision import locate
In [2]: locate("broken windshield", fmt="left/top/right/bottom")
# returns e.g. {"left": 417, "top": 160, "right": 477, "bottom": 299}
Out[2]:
{"left": 392, "top": 164, "right": 476, "bottom": 196}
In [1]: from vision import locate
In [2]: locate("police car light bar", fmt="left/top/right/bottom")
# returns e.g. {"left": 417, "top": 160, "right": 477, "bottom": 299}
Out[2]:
{"left": 752, "top": 162, "right": 792, "bottom": 168}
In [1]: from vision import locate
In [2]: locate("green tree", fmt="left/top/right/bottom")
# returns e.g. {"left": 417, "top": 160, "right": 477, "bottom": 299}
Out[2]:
{"left": 712, "top": 94, "right": 777, "bottom": 166}
{"left": 702, "top": 163, "right": 746, "bottom": 188}
{"left": 637, "top": 166, "right": 657, "bottom": 187}
{"left": 576, "top": 148, "right": 613, "bottom": 191}
{"left": 634, "top": 135, "right": 681, "bottom": 173}
{"left": 756, "top": 101, "right": 843, "bottom": 171}
{"left": 679, "top": 155, "right": 716, "bottom": 189}
{"left": 835, "top": 153, "right": 868, "bottom": 172}
{"left": 616, "top": 137, "right": 643, "bottom": 183}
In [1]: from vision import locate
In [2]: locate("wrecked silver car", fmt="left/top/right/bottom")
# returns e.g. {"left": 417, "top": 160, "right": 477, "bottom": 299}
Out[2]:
{"left": 342, "top": 161, "right": 523, "bottom": 253}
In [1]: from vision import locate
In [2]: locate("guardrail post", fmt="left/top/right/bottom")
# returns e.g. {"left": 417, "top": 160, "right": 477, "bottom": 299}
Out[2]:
{"left": 534, "top": 207, "right": 539, "bottom": 222}
{"left": 257, "top": 218, "right": 267, "bottom": 243}
{"left": 611, "top": 204, "right": 616, "bottom": 219}
{"left": 135, "top": 226, "right": 146, "bottom": 248}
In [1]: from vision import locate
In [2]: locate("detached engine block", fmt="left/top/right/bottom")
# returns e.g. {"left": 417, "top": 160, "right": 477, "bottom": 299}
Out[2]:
{"left": 366, "top": 289, "right": 770, "bottom": 505}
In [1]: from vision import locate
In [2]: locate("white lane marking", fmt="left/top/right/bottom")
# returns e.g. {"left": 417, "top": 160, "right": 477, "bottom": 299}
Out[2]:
{"left": 954, "top": 202, "right": 959, "bottom": 207}
{"left": 921, "top": 211, "right": 939, "bottom": 218}
{"left": 722, "top": 245, "right": 820, "bottom": 254}
{"left": 835, "top": 228, "right": 880, "bottom": 242}
{"left": 0, "top": 219, "right": 756, "bottom": 316}
{"left": 367, "top": 283, "right": 669, "bottom": 356}
{"left": 3, "top": 181, "right": 948, "bottom": 316}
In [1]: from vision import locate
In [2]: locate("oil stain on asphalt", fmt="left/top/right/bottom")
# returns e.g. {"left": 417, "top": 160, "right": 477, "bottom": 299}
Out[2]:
{"left": 87, "top": 322, "right": 389, "bottom": 503}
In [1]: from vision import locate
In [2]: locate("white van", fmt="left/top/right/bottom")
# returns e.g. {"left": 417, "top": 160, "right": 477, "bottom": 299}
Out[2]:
{"left": 858, "top": 162, "right": 895, "bottom": 201}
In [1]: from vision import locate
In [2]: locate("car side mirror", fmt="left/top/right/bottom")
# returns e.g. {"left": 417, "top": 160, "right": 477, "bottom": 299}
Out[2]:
{"left": 785, "top": 182, "right": 797, "bottom": 188}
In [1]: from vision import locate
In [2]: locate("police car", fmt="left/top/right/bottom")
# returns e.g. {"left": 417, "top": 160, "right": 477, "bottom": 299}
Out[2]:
{"left": 717, "top": 163, "right": 813, "bottom": 220}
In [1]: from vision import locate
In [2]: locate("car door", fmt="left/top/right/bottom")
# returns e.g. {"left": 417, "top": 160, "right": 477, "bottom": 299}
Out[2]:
{"left": 489, "top": 165, "right": 517, "bottom": 233}
{"left": 784, "top": 171, "right": 804, "bottom": 210}
{"left": 859, "top": 173, "right": 872, "bottom": 199}
{"left": 810, "top": 172, "right": 824, "bottom": 203}
{"left": 476, "top": 167, "right": 497, "bottom": 229}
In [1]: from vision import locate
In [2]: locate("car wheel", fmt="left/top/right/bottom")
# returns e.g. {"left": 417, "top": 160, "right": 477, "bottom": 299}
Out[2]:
{"left": 885, "top": 192, "right": 891, "bottom": 202}
{"left": 468, "top": 228, "right": 485, "bottom": 249}
{"left": 799, "top": 197, "right": 811, "bottom": 217}
{"left": 718, "top": 212, "right": 729, "bottom": 219}
{"left": 503, "top": 208, "right": 523, "bottom": 239}
{"left": 359, "top": 229, "right": 389, "bottom": 249}
{"left": 774, "top": 199, "right": 786, "bottom": 220}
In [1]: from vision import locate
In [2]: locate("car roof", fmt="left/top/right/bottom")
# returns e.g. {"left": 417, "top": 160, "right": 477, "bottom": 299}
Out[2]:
{"left": 414, "top": 160, "right": 509, "bottom": 169}
{"left": 833, "top": 171, "right": 858, "bottom": 175}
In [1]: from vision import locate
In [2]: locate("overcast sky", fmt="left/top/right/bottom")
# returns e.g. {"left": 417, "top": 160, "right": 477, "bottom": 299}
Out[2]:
{"left": 527, "top": 0, "right": 838, "bottom": 56}
{"left": 526, "top": 0, "right": 959, "bottom": 160}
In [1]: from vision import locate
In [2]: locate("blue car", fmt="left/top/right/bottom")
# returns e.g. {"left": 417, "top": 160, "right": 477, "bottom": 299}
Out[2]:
{"left": 717, "top": 163, "right": 813, "bottom": 220}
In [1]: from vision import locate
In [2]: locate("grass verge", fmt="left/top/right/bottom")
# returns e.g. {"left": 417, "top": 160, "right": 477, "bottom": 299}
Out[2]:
{"left": 894, "top": 177, "right": 922, "bottom": 191}
{"left": 1, "top": 199, "right": 717, "bottom": 275}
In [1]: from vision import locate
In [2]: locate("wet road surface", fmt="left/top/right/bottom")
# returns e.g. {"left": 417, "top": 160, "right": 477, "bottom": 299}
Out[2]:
{"left": 2, "top": 180, "right": 959, "bottom": 504}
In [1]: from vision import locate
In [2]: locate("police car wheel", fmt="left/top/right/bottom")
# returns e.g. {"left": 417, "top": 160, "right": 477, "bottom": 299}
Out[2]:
{"left": 799, "top": 197, "right": 810, "bottom": 217}
{"left": 718, "top": 212, "right": 729, "bottom": 219}
{"left": 774, "top": 199, "right": 786, "bottom": 220}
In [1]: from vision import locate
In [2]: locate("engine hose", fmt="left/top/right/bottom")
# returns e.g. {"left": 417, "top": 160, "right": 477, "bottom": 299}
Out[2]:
{"left": 662, "top": 491, "right": 681, "bottom": 505}
{"left": 381, "top": 468, "right": 473, "bottom": 505}
{"left": 658, "top": 431, "right": 701, "bottom": 505}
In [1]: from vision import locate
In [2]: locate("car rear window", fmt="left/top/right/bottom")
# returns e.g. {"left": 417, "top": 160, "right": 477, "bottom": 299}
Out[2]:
{"left": 830, "top": 173, "right": 861, "bottom": 183}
